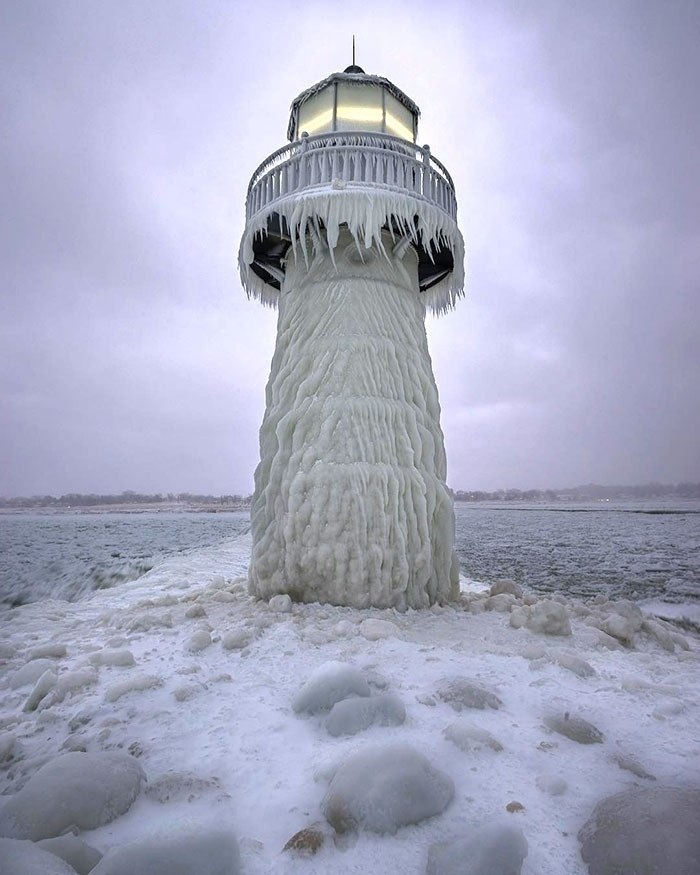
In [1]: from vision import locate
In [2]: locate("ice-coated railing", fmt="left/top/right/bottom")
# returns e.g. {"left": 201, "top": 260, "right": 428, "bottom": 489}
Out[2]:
{"left": 245, "top": 132, "right": 457, "bottom": 223}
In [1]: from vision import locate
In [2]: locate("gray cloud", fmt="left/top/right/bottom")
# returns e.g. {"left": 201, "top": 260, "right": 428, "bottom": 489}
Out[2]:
{"left": 1, "top": 0, "right": 698, "bottom": 495}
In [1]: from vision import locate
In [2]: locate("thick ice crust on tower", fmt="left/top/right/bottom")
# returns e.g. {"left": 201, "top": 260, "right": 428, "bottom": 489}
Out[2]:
{"left": 248, "top": 229, "right": 460, "bottom": 609}
{"left": 239, "top": 188, "right": 465, "bottom": 316}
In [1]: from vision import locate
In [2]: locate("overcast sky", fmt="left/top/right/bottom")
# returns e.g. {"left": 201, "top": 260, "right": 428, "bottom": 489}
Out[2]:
{"left": 1, "top": 0, "right": 698, "bottom": 496}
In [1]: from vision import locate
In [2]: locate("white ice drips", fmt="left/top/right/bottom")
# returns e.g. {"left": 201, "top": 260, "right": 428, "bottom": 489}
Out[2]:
{"left": 239, "top": 188, "right": 465, "bottom": 315}
{"left": 248, "top": 228, "right": 459, "bottom": 608}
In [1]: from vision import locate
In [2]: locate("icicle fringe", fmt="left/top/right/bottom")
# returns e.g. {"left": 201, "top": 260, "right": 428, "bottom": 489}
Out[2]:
{"left": 239, "top": 188, "right": 465, "bottom": 316}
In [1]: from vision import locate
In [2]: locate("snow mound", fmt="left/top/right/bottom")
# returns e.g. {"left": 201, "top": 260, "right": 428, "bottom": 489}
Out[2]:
{"left": 322, "top": 743, "right": 454, "bottom": 833}
{"left": 0, "top": 838, "right": 78, "bottom": 875}
{"left": 90, "top": 828, "right": 240, "bottom": 875}
{"left": 578, "top": 786, "right": 700, "bottom": 875}
{"left": 426, "top": 821, "right": 528, "bottom": 875}
{"left": 292, "top": 661, "right": 371, "bottom": 714}
{"left": 0, "top": 751, "right": 145, "bottom": 840}
{"left": 325, "top": 693, "right": 406, "bottom": 736}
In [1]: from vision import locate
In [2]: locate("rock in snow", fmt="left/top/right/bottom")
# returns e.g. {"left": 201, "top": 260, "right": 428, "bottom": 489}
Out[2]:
{"left": 292, "top": 661, "right": 371, "bottom": 714}
{"left": 544, "top": 712, "right": 604, "bottom": 745}
{"left": 426, "top": 821, "right": 528, "bottom": 875}
{"left": 436, "top": 678, "right": 502, "bottom": 711}
{"left": 0, "top": 751, "right": 145, "bottom": 840}
{"left": 325, "top": 693, "right": 406, "bottom": 736}
{"left": 322, "top": 744, "right": 454, "bottom": 834}
{"left": 578, "top": 786, "right": 700, "bottom": 875}
{"left": 0, "top": 838, "right": 78, "bottom": 875}
{"left": 90, "top": 829, "right": 240, "bottom": 875}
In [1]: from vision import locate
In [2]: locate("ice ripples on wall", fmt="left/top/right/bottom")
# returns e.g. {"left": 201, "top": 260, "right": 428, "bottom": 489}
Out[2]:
{"left": 249, "top": 228, "right": 458, "bottom": 609}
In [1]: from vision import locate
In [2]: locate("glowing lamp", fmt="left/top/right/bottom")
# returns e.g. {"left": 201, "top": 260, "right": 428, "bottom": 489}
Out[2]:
{"left": 287, "top": 65, "right": 419, "bottom": 142}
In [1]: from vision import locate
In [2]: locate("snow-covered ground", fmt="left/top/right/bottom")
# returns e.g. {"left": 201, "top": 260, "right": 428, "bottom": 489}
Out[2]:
{"left": 1, "top": 531, "right": 699, "bottom": 873}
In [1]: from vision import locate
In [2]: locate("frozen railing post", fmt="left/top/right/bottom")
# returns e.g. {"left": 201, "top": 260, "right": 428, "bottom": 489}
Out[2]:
{"left": 422, "top": 144, "right": 431, "bottom": 199}
{"left": 239, "top": 64, "right": 465, "bottom": 609}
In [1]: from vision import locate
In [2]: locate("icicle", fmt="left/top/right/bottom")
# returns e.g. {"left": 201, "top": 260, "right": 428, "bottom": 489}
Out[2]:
{"left": 239, "top": 188, "right": 465, "bottom": 316}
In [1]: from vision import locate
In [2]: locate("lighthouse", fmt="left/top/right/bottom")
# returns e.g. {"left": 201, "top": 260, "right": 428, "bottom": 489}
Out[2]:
{"left": 239, "top": 63, "right": 464, "bottom": 609}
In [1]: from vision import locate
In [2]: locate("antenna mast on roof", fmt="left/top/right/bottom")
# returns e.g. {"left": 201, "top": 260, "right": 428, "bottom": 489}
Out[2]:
{"left": 352, "top": 34, "right": 356, "bottom": 67}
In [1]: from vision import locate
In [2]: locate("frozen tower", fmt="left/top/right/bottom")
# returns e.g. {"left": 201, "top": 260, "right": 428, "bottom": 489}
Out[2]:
{"left": 239, "top": 64, "right": 464, "bottom": 609}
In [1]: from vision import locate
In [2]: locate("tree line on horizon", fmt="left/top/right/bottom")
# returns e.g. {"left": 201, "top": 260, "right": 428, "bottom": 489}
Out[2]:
{"left": 1, "top": 482, "right": 699, "bottom": 508}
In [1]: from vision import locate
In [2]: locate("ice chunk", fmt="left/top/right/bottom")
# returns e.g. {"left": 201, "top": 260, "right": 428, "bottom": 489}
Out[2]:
{"left": 444, "top": 721, "right": 504, "bottom": 752}
{"left": 269, "top": 594, "right": 292, "bottom": 613}
{"left": 489, "top": 579, "right": 523, "bottom": 598}
{"left": 436, "top": 678, "right": 502, "bottom": 711}
{"left": 0, "top": 838, "right": 78, "bottom": 874}
{"left": 325, "top": 693, "right": 406, "bottom": 736}
{"left": 128, "top": 612, "right": 172, "bottom": 632}
{"left": 544, "top": 712, "right": 604, "bottom": 744}
{"left": 28, "top": 643, "right": 67, "bottom": 660}
{"left": 551, "top": 651, "right": 596, "bottom": 678}
{"left": 292, "top": 662, "right": 371, "bottom": 714}
{"left": 579, "top": 787, "right": 700, "bottom": 875}
{"left": 105, "top": 673, "right": 163, "bottom": 703}
{"left": 0, "top": 731, "right": 17, "bottom": 762}
{"left": 0, "top": 751, "right": 144, "bottom": 840}
{"left": 323, "top": 744, "right": 453, "bottom": 834}
{"left": 524, "top": 600, "right": 572, "bottom": 636}
{"left": 40, "top": 668, "right": 98, "bottom": 707}
{"left": 185, "top": 602, "right": 207, "bottom": 618}
{"left": 221, "top": 629, "right": 252, "bottom": 651}
{"left": 88, "top": 649, "right": 135, "bottom": 667}
{"left": 185, "top": 629, "right": 212, "bottom": 652}
{"left": 359, "top": 618, "right": 399, "bottom": 640}
{"left": 90, "top": 828, "right": 240, "bottom": 875}
{"left": 9, "top": 658, "right": 54, "bottom": 689}
{"left": 37, "top": 834, "right": 103, "bottom": 875}
{"left": 426, "top": 821, "right": 528, "bottom": 875}
{"left": 22, "top": 669, "right": 57, "bottom": 712}
{"left": 485, "top": 593, "right": 517, "bottom": 612}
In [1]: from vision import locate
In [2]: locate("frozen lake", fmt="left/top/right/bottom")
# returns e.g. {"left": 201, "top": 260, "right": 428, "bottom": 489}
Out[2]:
{"left": 1, "top": 501, "right": 698, "bottom": 611}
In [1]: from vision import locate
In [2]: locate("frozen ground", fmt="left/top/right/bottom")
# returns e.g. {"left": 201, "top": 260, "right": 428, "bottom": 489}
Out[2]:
{"left": 1, "top": 531, "right": 699, "bottom": 873}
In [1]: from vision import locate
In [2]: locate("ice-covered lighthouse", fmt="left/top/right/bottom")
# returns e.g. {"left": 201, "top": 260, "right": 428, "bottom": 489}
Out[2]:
{"left": 239, "top": 62, "right": 464, "bottom": 609}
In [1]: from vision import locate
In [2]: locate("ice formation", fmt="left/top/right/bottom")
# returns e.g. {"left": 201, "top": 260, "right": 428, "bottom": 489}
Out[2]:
{"left": 244, "top": 222, "right": 460, "bottom": 608}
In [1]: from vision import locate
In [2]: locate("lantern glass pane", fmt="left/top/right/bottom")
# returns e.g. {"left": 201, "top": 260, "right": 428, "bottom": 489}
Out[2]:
{"left": 297, "top": 86, "right": 335, "bottom": 137}
{"left": 384, "top": 92, "right": 415, "bottom": 141}
{"left": 336, "top": 82, "right": 383, "bottom": 133}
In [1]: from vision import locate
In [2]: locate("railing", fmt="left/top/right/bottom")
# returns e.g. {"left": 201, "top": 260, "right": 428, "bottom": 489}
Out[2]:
{"left": 245, "top": 132, "right": 457, "bottom": 223}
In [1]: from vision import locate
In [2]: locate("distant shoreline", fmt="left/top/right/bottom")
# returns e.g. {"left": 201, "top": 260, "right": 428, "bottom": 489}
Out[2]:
{"left": 0, "top": 502, "right": 251, "bottom": 516}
